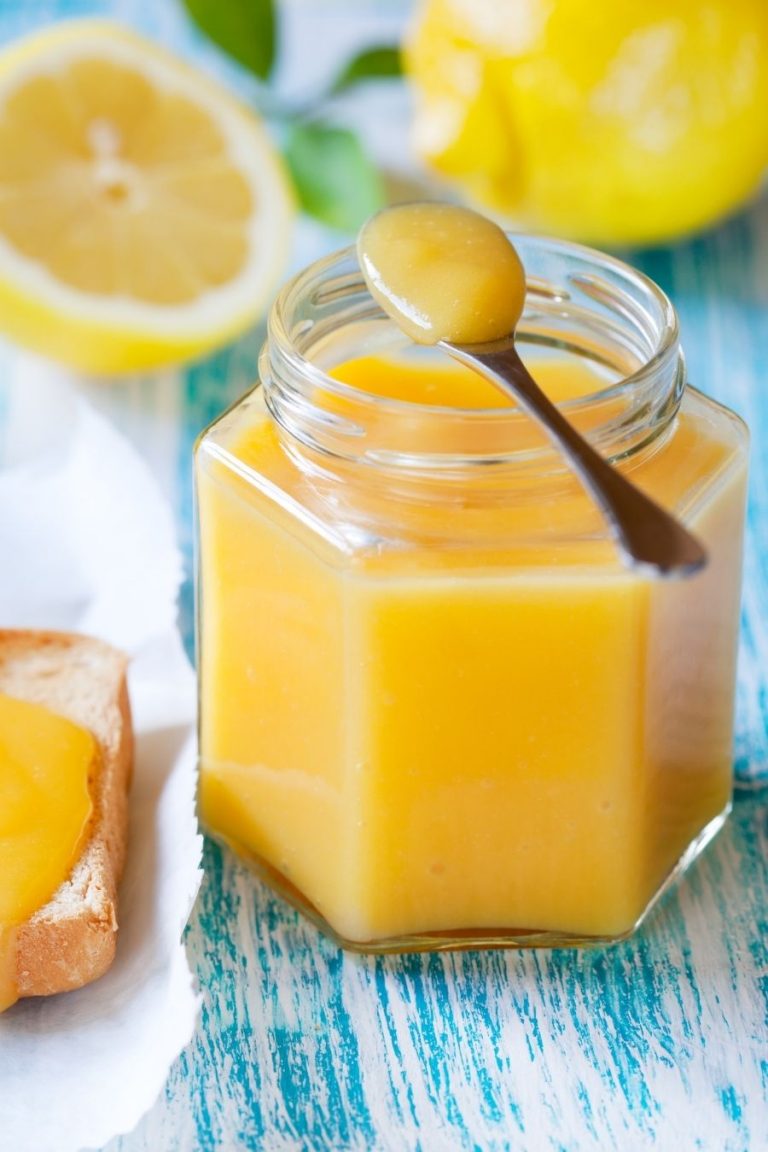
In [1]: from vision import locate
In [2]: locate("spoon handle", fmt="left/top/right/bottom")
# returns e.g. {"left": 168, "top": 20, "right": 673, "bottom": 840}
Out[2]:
{"left": 443, "top": 339, "right": 707, "bottom": 577}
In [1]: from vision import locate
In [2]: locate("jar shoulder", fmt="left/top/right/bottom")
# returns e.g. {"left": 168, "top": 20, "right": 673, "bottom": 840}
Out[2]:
{"left": 195, "top": 385, "right": 748, "bottom": 569}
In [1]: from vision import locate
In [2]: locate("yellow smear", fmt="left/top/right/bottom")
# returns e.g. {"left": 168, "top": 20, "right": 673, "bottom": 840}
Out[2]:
{"left": 0, "top": 693, "right": 94, "bottom": 1012}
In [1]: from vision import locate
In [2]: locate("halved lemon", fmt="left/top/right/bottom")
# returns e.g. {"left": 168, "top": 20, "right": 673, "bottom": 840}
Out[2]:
{"left": 0, "top": 20, "right": 293, "bottom": 373}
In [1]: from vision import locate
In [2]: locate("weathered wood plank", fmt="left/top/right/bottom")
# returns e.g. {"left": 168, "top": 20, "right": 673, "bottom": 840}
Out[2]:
{"left": 113, "top": 788, "right": 767, "bottom": 1152}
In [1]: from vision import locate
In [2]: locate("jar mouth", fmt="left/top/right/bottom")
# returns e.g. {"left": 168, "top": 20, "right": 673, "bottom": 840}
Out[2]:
{"left": 265, "top": 233, "right": 683, "bottom": 476}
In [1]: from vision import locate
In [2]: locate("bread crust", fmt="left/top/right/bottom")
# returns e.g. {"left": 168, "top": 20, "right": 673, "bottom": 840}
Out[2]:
{"left": 0, "top": 630, "right": 133, "bottom": 1000}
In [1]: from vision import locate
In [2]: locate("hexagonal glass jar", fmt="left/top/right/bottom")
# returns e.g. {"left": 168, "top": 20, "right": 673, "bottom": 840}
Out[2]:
{"left": 195, "top": 235, "right": 748, "bottom": 951}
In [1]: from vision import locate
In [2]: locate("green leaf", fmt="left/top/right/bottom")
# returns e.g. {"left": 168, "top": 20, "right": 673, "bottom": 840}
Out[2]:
{"left": 182, "top": 0, "right": 276, "bottom": 81}
{"left": 329, "top": 44, "right": 402, "bottom": 96}
{"left": 284, "top": 122, "right": 385, "bottom": 232}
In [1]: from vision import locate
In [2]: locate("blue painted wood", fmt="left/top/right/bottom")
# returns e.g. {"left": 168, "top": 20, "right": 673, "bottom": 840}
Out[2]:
{"left": 1, "top": 2, "right": 765, "bottom": 1149}
{"left": 111, "top": 792, "right": 767, "bottom": 1152}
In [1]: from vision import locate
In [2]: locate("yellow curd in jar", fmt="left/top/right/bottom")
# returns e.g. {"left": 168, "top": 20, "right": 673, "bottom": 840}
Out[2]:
{"left": 196, "top": 350, "right": 747, "bottom": 946}
{"left": 197, "top": 206, "right": 746, "bottom": 948}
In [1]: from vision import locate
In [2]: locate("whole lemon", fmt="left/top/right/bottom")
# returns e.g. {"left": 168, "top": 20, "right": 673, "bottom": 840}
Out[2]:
{"left": 405, "top": 0, "right": 768, "bottom": 245}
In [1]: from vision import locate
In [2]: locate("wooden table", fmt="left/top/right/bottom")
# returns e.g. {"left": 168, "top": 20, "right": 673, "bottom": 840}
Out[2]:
{"left": 5, "top": 2, "right": 765, "bottom": 1148}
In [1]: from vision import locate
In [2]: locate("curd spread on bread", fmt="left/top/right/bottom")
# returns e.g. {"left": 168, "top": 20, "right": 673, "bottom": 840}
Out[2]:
{"left": 0, "top": 693, "right": 94, "bottom": 1012}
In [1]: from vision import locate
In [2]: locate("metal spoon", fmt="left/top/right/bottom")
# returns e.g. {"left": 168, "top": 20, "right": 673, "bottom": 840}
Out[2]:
{"left": 442, "top": 335, "right": 707, "bottom": 577}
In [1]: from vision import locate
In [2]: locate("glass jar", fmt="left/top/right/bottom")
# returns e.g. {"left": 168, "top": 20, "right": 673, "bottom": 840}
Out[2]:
{"left": 195, "top": 235, "right": 748, "bottom": 952}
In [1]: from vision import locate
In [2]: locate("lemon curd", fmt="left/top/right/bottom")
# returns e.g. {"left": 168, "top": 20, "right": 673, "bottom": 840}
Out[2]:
{"left": 0, "top": 693, "right": 94, "bottom": 1011}
{"left": 358, "top": 203, "right": 525, "bottom": 345}
{"left": 195, "top": 236, "right": 748, "bottom": 950}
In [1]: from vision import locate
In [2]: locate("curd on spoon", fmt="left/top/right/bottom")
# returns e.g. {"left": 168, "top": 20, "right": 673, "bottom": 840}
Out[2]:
{"left": 357, "top": 202, "right": 526, "bottom": 345}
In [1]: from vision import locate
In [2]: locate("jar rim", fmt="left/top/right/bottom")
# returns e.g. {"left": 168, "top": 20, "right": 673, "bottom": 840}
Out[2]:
{"left": 265, "top": 232, "right": 683, "bottom": 475}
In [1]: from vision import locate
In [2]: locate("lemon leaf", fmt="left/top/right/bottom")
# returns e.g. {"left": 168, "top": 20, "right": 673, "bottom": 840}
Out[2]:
{"left": 284, "top": 122, "right": 384, "bottom": 232}
{"left": 329, "top": 45, "right": 402, "bottom": 96}
{"left": 182, "top": 0, "right": 276, "bottom": 81}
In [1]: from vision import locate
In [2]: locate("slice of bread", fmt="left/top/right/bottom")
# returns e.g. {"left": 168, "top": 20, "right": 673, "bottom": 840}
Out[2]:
{"left": 0, "top": 630, "right": 133, "bottom": 1000}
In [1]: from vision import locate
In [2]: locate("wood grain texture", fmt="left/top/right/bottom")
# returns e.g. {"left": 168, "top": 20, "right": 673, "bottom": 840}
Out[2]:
{"left": 1, "top": 1, "right": 763, "bottom": 1149}
{"left": 111, "top": 792, "right": 768, "bottom": 1152}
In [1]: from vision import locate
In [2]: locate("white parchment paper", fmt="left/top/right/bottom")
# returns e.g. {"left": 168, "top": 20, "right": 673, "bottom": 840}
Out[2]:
{"left": 0, "top": 355, "right": 203, "bottom": 1152}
